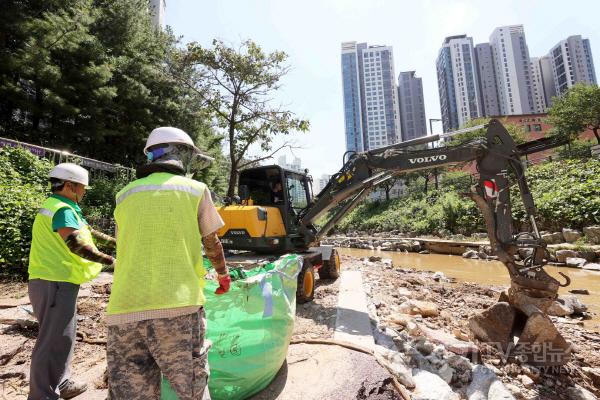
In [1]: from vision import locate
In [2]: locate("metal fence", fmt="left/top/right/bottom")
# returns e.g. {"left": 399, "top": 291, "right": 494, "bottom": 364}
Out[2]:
{"left": 0, "top": 136, "right": 135, "bottom": 179}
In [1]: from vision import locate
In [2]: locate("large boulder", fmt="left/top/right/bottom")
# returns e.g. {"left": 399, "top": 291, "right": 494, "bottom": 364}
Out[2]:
{"left": 398, "top": 300, "right": 440, "bottom": 318}
{"left": 558, "top": 295, "right": 588, "bottom": 314}
{"left": 556, "top": 249, "right": 578, "bottom": 263}
{"left": 547, "top": 301, "right": 573, "bottom": 317}
{"left": 541, "top": 232, "right": 564, "bottom": 245}
{"left": 562, "top": 228, "right": 583, "bottom": 243}
{"left": 583, "top": 226, "right": 600, "bottom": 244}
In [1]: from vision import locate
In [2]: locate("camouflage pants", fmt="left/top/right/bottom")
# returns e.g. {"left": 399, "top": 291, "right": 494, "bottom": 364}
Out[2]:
{"left": 107, "top": 308, "right": 210, "bottom": 400}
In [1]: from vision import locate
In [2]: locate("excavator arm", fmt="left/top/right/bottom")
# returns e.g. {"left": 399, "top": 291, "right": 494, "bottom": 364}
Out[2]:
{"left": 299, "top": 118, "right": 571, "bottom": 366}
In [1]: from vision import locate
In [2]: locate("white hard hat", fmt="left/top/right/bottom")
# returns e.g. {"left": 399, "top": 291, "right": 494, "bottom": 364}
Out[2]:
{"left": 49, "top": 163, "right": 90, "bottom": 187}
{"left": 144, "top": 127, "right": 200, "bottom": 154}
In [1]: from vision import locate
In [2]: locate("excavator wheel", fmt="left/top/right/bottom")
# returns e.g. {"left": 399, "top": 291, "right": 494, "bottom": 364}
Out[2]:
{"left": 319, "top": 249, "right": 341, "bottom": 280}
{"left": 296, "top": 261, "right": 315, "bottom": 304}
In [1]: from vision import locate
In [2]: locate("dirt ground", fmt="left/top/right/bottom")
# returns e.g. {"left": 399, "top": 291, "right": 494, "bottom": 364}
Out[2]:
{"left": 1, "top": 254, "right": 600, "bottom": 399}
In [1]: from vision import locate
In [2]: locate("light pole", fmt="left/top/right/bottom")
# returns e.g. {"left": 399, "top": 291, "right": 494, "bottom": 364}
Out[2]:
{"left": 429, "top": 118, "right": 443, "bottom": 189}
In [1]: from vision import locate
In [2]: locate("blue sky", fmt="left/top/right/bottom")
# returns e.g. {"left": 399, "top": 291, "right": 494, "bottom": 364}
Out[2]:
{"left": 165, "top": 0, "right": 600, "bottom": 179}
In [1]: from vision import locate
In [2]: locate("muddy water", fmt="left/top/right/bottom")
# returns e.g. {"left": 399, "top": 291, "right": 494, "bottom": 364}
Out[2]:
{"left": 338, "top": 248, "right": 600, "bottom": 330}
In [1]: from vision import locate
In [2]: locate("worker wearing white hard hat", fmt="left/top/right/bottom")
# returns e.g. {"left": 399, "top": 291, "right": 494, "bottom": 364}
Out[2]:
{"left": 106, "top": 127, "right": 225, "bottom": 400}
{"left": 27, "top": 163, "right": 116, "bottom": 399}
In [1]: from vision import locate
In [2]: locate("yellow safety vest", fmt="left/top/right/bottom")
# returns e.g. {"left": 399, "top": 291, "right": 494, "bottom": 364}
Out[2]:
{"left": 28, "top": 197, "right": 102, "bottom": 285}
{"left": 107, "top": 172, "right": 207, "bottom": 315}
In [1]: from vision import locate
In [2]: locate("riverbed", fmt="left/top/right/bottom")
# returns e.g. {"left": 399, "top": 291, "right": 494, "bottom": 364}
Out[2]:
{"left": 337, "top": 248, "right": 600, "bottom": 331}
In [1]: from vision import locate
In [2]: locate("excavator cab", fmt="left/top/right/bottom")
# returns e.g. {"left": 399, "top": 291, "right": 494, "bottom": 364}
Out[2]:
{"left": 217, "top": 165, "right": 313, "bottom": 253}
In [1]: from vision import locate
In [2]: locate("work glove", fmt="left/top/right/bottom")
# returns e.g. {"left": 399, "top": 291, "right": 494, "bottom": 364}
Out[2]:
{"left": 215, "top": 273, "right": 231, "bottom": 295}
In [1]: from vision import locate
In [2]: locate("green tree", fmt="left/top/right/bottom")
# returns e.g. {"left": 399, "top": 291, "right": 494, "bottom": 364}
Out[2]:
{"left": 548, "top": 83, "right": 600, "bottom": 144}
{"left": 179, "top": 39, "right": 310, "bottom": 197}
{"left": 448, "top": 117, "right": 526, "bottom": 145}
{"left": 0, "top": 0, "right": 224, "bottom": 182}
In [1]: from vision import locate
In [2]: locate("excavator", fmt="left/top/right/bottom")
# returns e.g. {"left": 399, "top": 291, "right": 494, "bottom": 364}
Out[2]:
{"left": 216, "top": 119, "right": 572, "bottom": 366}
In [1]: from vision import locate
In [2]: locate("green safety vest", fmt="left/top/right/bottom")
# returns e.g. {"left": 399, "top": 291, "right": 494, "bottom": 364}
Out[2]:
{"left": 28, "top": 197, "right": 102, "bottom": 285}
{"left": 107, "top": 172, "right": 207, "bottom": 315}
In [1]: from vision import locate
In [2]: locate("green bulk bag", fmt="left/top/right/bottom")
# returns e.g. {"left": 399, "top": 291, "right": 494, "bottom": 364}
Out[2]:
{"left": 161, "top": 254, "right": 301, "bottom": 400}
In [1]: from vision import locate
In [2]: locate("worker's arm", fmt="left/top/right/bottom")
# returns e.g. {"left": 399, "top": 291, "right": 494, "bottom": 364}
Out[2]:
{"left": 198, "top": 188, "right": 229, "bottom": 294}
{"left": 202, "top": 232, "right": 227, "bottom": 275}
{"left": 90, "top": 228, "right": 116, "bottom": 248}
{"left": 57, "top": 227, "right": 115, "bottom": 266}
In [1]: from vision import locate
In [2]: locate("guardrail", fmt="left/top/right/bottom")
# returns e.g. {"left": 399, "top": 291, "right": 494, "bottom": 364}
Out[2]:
{"left": 0, "top": 136, "right": 134, "bottom": 176}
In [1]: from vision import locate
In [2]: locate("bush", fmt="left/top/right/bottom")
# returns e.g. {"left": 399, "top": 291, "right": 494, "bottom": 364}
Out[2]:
{"left": 338, "top": 159, "right": 600, "bottom": 237}
{"left": 0, "top": 146, "right": 52, "bottom": 277}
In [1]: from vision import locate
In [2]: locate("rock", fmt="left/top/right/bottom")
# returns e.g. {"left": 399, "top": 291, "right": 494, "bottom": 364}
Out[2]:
{"left": 563, "top": 228, "right": 583, "bottom": 243}
{"left": 368, "top": 255, "right": 381, "bottom": 262}
{"left": 398, "top": 300, "right": 439, "bottom": 318}
{"left": 468, "top": 302, "right": 515, "bottom": 351}
{"left": 432, "top": 271, "right": 446, "bottom": 282}
{"left": 452, "top": 329, "right": 470, "bottom": 342}
{"left": 373, "top": 346, "right": 416, "bottom": 388}
{"left": 566, "top": 257, "right": 587, "bottom": 268}
{"left": 420, "top": 326, "right": 479, "bottom": 358}
{"left": 577, "top": 250, "right": 598, "bottom": 261}
{"left": 566, "top": 385, "right": 598, "bottom": 400}
{"left": 0, "top": 306, "right": 37, "bottom": 328}
{"left": 467, "top": 365, "right": 515, "bottom": 400}
{"left": 569, "top": 289, "right": 590, "bottom": 295}
{"left": 412, "top": 369, "right": 459, "bottom": 400}
{"left": 556, "top": 249, "right": 578, "bottom": 263}
{"left": 547, "top": 300, "right": 574, "bottom": 317}
{"left": 447, "top": 355, "right": 473, "bottom": 386}
{"left": 519, "top": 374, "right": 535, "bottom": 389}
{"left": 472, "top": 232, "right": 488, "bottom": 240}
{"left": 397, "top": 287, "right": 413, "bottom": 297}
{"left": 436, "top": 364, "right": 455, "bottom": 384}
{"left": 559, "top": 295, "right": 588, "bottom": 314}
{"left": 582, "top": 367, "right": 600, "bottom": 386}
{"left": 583, "top": 226, "right": 600, "bottom": 244}
{"left": 462, "top": 249, "right": 479, "bottom": 259}
{"left": 583, "top": 263, "right": 600, "bottom": 271}
{"left": 487, "top": 380, "right": 516, "bottom": 400}
{"left": 419, "top": 250, "right": 430, "bottom": 254}
{"left": 380, "top": 241, "right": 393, "bottom": 250}
{"left": 542, "top": 232, "right": 564, "bottom": 244}
{"left": 415, "top": 339, "right": 435, "bottom": 356}
{"left": 406, "top": 321, "right": 422, "bottom": 336}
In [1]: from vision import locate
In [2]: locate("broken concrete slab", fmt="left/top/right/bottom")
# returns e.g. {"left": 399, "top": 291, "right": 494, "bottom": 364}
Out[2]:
{"left": 334, "top": 271, "right": 375, "bottom": 350}
{"left": 0, "top": 296, "right": 30, "bottom": 309}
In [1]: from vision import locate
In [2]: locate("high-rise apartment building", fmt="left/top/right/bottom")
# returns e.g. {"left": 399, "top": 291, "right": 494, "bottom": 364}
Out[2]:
{"left": 530, "top": 57, "right": 547, "bottom": 113}
{"left": 539, "top": 55, "right": 557, "bottom": 107}
{"left": 436, "top": 35, "right": 482, "bottom": 132}
{"left": 474, "top": 43, "right": 500, "bottom": 116}
{"left": 341, "top": 42, "right": 402, "bottom": 152}
{"left": 149, "top": 0, "right": 165, "bottom": 28}
{"left": 548, "top": 35, "right": 597, "bottom": 95}
{"left": 489, "top": 25, "right": 534, "bottom": 115}
{"left": 397, "top": 71, "right": 427, "bottom": 141}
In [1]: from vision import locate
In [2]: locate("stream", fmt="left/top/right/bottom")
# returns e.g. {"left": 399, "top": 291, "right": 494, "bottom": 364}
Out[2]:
{"left": 337, "top": 248, "right": 600, "bottom": 330}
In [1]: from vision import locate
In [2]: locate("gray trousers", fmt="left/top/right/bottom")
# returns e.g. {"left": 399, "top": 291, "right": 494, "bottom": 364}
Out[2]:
{"left": 28, "top": 279, "right": 79, "bottom": 400}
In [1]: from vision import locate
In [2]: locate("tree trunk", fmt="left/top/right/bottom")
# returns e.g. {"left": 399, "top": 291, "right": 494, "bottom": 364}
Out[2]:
{"left": 385, "top": 187, "right": 390, "bottom": 201}
{"left": 424, "top": 175, "right": 429, "bottom": 194}
{"left": 593, "top": 127, "right": 600, "bottom": 145}
{"left": 227, "top": 166, "right": 238, "bottom": 198}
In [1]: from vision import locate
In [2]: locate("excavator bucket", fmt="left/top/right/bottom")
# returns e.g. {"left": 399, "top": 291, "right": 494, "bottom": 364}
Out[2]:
{"left": 467, "top": 192, "right": 572, "bottom": 366}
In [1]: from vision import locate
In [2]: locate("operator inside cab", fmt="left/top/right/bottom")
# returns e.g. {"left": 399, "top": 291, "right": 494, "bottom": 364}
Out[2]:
{"left": 270, "top": 180, "right": 284, "bottom": 204}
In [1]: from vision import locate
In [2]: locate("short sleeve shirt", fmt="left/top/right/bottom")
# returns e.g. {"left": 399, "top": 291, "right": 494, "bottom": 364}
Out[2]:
{"left": 50, "top": 194, "right": 87, "bottom": 232}
{"left": 198, "top": 187, "right": 224, "bottom": 237}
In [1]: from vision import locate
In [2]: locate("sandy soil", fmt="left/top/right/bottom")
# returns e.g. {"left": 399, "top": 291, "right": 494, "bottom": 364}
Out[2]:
{"left": 1, "top": 254, "right": 599, "bottom": 399}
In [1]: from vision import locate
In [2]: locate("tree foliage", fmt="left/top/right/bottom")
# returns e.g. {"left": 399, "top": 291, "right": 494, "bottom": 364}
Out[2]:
{"left": 548, "top": 83, "right": 600, "bottom": 144}
{"left": 178, "top": 39, "right": 309, "bottom": 196}
{"left": 0, "top": 0, "right": 224, "bottom": 192}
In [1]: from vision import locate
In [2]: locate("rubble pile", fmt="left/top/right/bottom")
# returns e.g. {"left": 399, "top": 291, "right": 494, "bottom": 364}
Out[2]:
{"left": 348, "top": 256, "right": 600, "bottom": 399}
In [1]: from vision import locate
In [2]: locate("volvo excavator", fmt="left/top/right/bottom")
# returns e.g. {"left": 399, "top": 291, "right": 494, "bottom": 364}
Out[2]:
{"left": 216, "top": 119, "right": 572, "bottom": 366}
